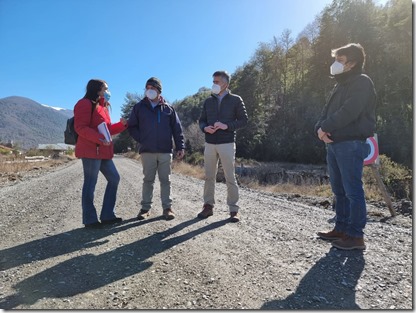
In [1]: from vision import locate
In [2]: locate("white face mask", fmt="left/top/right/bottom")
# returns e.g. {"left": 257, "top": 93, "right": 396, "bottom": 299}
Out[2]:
{"left": 211, "top": 84, "right": 221, "bottom": 95}
{"left": 145, "top": 89, "right": 158, "bottom": 100}
{"left": 330, "top": 61, "right": 345, "bottom": 75}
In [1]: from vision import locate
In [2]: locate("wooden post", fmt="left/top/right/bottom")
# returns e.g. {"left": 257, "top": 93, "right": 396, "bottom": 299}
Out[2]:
{"left": 369, "top": 164, "right": 396, "bottom": 217}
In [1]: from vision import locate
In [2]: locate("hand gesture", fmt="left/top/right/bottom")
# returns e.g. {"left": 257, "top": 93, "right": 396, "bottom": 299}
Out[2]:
{"left": 176, "top": 150, "right": 185, "bottom": 160}
{"left": 213, "top": 121, "right": 228, "bottom": 130}
{"left": 120, "top": 118, "right": 128, "bottom": 126}
{"left": 204, "top": 126, "right": 217, "bottom": 134}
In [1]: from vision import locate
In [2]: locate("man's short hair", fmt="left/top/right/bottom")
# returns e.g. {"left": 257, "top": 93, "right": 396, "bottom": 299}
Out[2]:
{"left": 213, "top": 70, "right": 231, "bottom": 84}
{"left": 331, "top": 43, "right": 366, "bottom": 70}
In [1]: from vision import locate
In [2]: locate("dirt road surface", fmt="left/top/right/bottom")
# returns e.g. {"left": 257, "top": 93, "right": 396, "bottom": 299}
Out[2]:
{"left": 0, "top": 155, "right": 412, "bottom": 309}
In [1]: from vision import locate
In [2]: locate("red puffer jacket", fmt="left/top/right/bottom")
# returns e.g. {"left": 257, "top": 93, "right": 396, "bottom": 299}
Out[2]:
{"left": 74, "top": 98, "right": 127, "bottom": 159}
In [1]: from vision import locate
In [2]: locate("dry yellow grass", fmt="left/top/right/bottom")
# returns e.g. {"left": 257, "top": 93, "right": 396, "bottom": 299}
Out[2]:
{"left": 123, "top": 151, "right": 141, "bottom": 161}
{"left": 169, "top": 158, "right": 338, "bottom": 199}
{"left": 172, "top": 160, "right": 205, "bottom": 180}
{"left": 0, "top": 156, "right": 71, "bottom": 174}
{"left": 238, "top": 176, "right": 334, "bottom": 198}
{"left": 0, "top": 160, "right": 41, "bottom": 173}
{"left": 0, "top": 151, "right": 401, "bottom": 203}
{"left": 170, "top": 158, "right": 388, "bottom": 202}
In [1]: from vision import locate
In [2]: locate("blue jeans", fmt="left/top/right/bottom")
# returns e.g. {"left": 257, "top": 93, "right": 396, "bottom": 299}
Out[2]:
{"left": 326, "top": 140, "right": 370, "bottom": 238}
{"left": 81, "top": 158, "right": 120, "bottom": 225}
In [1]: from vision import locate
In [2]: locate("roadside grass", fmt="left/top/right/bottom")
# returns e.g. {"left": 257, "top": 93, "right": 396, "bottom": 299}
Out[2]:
{"left": 2, "top": 150, "right": 410, "bottom": 203}
{"left": 124, "top": 152, "right": 411, "bottom": 202}
{"left": 239, "top": 177, "right": 334, "bottom": 198}
{"left": 0, "top": 152, "right": 74, "bottom": 174}
{"left": 0, "top": 159, "right": 43, "bottom": 173}
{"left": 171, "top": 160, "right": 205, "bottom": 180}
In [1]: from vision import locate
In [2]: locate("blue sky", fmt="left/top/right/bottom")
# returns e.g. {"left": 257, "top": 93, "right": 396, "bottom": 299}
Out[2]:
{"left": 0, "top": 0, "right": 387, "bottom": 122}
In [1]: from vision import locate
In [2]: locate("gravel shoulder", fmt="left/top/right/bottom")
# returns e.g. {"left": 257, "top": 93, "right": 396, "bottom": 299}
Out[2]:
{"left": 0, "top": 155, "right": 412, "bottom": 309}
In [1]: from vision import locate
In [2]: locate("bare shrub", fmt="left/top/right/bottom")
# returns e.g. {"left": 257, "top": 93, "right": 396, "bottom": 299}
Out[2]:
{"left": 363, "top": 155, "right": 412, "bottom": 200}
{"left": 183, "top": 122, "right": 204, "bottom": 153}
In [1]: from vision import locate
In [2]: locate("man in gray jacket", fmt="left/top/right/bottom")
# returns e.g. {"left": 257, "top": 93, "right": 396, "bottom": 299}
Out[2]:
{"left": 197, "top": 71, "right": 248, "bottom": 222}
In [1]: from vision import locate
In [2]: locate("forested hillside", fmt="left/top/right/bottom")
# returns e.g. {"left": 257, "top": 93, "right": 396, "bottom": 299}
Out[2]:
{"left": 118, "top": 0, "right": 412, "bottom": 168}
{"left": 0, "top": 96, "right": 72, "bottom": 149}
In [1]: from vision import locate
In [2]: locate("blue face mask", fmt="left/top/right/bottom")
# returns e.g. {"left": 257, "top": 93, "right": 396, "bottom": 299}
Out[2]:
{"left": 104, "top": 90, "right": 111, "bottom": 101}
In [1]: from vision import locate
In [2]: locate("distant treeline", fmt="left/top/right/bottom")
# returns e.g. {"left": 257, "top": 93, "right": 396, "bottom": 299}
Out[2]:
{"left": 117, "top": 0, "right": 412, "bottom": 169}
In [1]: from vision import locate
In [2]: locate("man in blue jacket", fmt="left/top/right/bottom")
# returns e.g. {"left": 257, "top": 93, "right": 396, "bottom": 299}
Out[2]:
{"left": 128, "top": 77, "right": 185, "bottom": 220}
{"left": 197, "top": 70, "right": 248, "bottom": 222}
{"left": 315, "top": 43, "right": 376, "bottom": 250}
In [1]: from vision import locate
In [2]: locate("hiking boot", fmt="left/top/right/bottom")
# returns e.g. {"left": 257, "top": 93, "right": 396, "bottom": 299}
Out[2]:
{"left": 163, "top": 208, "right": 175, "bottom": 220}
{"left": 137, "top": 209, "right": 150, "bottom": 220}
{"left": 101, "top": 217, "right": 123, "bottom": 225}
{"left": 197, "top": 204, "right": 213, "bottom": 219}
{"left": 229, "top": 211, "right": 240, "bottom": 223}
{"left": 317, "top": 228, "right": 345, "bottom": 241}
{"left": 332, "top": 235, "right": 366, "bottom": 250}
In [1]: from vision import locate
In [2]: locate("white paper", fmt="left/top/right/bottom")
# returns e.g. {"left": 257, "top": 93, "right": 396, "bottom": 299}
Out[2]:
{"left": 98, "top": 122, "right": 112, "bottom": 142}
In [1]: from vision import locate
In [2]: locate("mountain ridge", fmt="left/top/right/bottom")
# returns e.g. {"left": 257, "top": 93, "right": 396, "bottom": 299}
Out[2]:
{"left": 0, "top": 96, "right": 73, "bottom": 149}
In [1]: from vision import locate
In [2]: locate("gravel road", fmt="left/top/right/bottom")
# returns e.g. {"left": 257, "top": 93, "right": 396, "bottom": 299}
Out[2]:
{"left": 0, "top": 155, "right": 412, "bottom": 309}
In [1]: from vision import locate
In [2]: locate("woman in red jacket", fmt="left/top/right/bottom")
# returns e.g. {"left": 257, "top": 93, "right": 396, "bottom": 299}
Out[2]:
{"left": 74, "top": 79, "right": 128, "bottom": 228}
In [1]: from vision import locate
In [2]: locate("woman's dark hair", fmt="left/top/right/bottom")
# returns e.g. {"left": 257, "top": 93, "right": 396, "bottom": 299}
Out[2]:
{"left": 83, "top": 79, "right": 106, "bottom": 102}
{"left": 331, "top": 43, "right": 366, "bottom": 70}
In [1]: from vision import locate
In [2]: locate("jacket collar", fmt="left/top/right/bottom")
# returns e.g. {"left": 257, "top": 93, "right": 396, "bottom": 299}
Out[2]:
{"left": 333, "top": 68, "right": 362, "bottom": 85}
{"left": 211, "top": 89, "right": 230, "bottom": 99}
{"left": 145, "top": 95, "right": 168, "bottom": 107}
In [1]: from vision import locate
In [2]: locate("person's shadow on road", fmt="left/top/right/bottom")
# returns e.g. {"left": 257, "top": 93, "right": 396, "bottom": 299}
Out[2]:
{"left": 261, "top": 248, "right": 365, "bottom": 310}
{"left": 0, "top": 217, "right": 160, "bottom": 271}
{"left": 1, "top": 217, "right": 229, "bottom": 309}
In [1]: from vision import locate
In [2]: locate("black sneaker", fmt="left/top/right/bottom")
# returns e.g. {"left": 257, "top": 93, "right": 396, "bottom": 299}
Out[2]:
{"left": 84, "top": 222, "right": 102, "bottom": 229}
{"left": 101, "top": 217, "right": 123, "bottom": 225}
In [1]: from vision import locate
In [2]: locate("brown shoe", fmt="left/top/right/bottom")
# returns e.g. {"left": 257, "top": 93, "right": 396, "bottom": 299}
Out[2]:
{"left": 197, "top": 204, "right": 213, "bottom": 219}
{"left": 137, "top": 209, "right": 150, "bottom": 220}
{"left": 163, "top": 208, "right": 175, "bottom": 220}
{"left": 317, "top": 228, "right": 345, "bottom": 241}
{"left": 332, "top": 235, "right": 366, "bottom": 250}
{"left": 229, "top": 211, "right": 240, "bottom": 223}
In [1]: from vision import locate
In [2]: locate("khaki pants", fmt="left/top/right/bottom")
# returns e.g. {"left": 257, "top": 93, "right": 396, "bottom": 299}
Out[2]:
{"left": 140, "top": 153, "right": 172, "bottom": 211}
{"left": 203, "top": 142, "right": 239, "bottom": 212}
